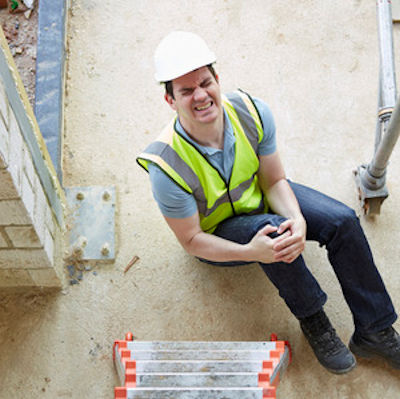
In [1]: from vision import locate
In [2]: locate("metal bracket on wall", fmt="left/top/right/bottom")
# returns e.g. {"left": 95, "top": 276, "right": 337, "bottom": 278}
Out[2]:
{"left": 65, "top": 186, "right": 116, "bottom": 261}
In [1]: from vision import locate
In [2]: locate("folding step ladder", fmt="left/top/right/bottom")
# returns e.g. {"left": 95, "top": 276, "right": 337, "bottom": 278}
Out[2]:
{"left": 113, "top": 332, "right": 291, "bottom": 399}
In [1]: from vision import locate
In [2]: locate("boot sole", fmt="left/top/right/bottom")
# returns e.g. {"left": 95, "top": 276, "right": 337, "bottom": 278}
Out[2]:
{"left": 349, "top": 339, "right": 400, "bottom": 369}
{"left": 324, "top": 358, "right": 357, "bottom": 375}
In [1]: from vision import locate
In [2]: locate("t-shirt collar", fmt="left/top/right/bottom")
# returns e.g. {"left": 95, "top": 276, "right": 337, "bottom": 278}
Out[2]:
{"left": 174, "top": 108, "right": 236, "bottom": 156}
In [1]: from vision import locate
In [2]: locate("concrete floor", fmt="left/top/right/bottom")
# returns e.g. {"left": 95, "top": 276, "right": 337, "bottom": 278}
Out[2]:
{"left": 1, "top": 0, "right": 400, "bottom": 397}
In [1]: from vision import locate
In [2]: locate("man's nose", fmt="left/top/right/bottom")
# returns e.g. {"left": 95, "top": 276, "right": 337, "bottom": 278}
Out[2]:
{"left": 193, "top": 87, "right": 207, "bottom": 101}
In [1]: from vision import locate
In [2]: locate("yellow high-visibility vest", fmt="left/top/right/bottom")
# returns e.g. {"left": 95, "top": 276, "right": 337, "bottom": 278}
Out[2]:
{"left": 137, "top": 90, "right": 267, "bottom": 233}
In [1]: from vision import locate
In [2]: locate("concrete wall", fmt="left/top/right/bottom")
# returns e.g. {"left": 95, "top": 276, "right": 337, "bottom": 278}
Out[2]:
{"left": 0, "top": 27, "right": 65, "bottom": 289}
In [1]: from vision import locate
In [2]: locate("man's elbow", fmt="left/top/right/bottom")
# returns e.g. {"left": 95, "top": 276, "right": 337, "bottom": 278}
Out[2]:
{"left": 177, "top": 232, "right": 202, "bottom": 257}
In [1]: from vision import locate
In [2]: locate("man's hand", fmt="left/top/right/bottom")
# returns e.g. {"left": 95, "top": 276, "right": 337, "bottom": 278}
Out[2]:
{"left": 257, "top": 152, "right": 307, "bottom": 263}
{"left": 244, "top": 224, "right": 292, "bottom": 264}
{"left": 272, "top": 217, "right": 307, "bottom": 263}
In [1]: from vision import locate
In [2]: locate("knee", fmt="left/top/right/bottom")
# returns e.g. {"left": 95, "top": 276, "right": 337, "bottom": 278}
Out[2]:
{"left": 251, "top": 214, "right": 287, "bottom": 236}
{"left": 334, "top": 205, "right": 359, "bottom": 229}
{"left": 325, "top": 205, "right": 361, "bottom": 248}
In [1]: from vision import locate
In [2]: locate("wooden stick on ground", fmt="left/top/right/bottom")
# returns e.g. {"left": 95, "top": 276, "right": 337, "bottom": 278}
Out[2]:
{"left": 124, "top": 255, "right": 140, "bottom": 274}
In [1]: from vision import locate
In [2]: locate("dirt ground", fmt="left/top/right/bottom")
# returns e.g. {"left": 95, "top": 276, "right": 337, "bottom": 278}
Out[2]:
{"left": 2, "top": 1, "right": 400, "bottom": 399}
{"left": 0, "top": 1, "right": 37, "bottom": 108}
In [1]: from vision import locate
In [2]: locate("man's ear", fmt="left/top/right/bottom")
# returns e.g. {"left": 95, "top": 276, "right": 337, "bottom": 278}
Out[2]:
{"left": 164, "top": 93, "right": 177, "bottom": 111}
{"left": 215, "top": 73, "right": 219, "bottom": 83}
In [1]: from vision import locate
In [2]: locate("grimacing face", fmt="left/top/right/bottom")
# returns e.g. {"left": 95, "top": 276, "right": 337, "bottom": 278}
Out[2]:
{"left": 164, "top": 66, "right": 222, "bottom": 130}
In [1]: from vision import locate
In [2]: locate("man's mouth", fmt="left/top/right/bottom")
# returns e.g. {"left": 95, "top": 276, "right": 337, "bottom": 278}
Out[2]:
{"left": 195, "top": 102, "right": 213, "bottom": 111}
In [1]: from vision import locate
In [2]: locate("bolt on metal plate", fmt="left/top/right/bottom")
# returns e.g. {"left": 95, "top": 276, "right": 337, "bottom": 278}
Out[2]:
{"left": 65, "top": 186, "right": 116, "bottom": 261}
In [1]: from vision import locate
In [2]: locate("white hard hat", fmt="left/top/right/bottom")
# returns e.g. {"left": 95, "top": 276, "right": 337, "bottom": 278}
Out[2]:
{"left": 154, "top": 31, "right": 216, "bottom": 82}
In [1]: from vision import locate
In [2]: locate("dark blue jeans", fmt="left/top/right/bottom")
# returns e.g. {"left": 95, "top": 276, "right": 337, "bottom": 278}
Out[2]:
{"left": 199, "top": 181, "right": 397, "bottom": 334}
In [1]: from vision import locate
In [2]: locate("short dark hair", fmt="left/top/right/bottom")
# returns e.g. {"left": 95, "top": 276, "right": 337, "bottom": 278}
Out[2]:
{"left": 164, "top": 64, "right": 217, "bottom": 99}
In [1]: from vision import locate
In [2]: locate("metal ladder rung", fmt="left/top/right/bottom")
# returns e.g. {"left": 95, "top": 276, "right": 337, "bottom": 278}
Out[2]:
{"left": 113, "top": 336, "right": 290, "bottom": 399}
{"left": 131, "top": 360, "right": 266, "bottom": 373}
{"left": 135, "top": 372, "right": 259, "bottom": 387}
{"left": 125, "top": 341, "right": 278, "bottom": 351}
{"left": 116, "top": 387, "right": 273, "bottom": 399}
{"left": 119, "top": 350, "right": 280, "bottom": 361}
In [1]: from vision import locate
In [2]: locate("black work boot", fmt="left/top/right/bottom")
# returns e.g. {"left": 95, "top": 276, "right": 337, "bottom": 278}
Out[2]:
{"left": 300, "top": 310, "right": 356, "bottom": 374}
{"left": 349, "top": 326, "right": 400, "bottom": 369}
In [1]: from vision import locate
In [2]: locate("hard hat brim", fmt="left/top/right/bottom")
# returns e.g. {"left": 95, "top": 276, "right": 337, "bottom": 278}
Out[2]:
{"left": 155, "top": 57, "right": 216, "bottom": 82}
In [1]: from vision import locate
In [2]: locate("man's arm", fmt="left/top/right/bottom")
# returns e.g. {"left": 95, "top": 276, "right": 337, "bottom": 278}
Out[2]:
{"left": 150, "top": 150, "right": 303, "bottom": 264}
{"left": 163, "top": 151, "right": 300, "bottom": 264}
{"left": 164, "top": 212, "right": 287, "bottom": 263}
{"left": 148, "top": 164, "right": 281, "bottom": 263}
{"left": 257, "top": 151, "right": 306, "bottom": 263}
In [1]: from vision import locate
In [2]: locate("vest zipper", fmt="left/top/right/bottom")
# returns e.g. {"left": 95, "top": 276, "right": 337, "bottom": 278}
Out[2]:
{"left": 174, "top": 124, "right": 237, "bottom": 216}
{"left": 225, "top": 174, "right": 236, "bottom": 216}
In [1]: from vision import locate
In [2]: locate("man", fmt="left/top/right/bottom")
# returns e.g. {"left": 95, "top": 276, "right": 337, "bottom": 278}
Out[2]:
{"left": 137, "top": 31, "right": 400, "bottom": 374}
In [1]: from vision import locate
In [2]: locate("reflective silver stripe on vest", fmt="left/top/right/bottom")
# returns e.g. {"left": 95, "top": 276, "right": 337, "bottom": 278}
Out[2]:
{"left": 145, "top": 141, "right": 207, "bottom": 213}
{"left": 203, "top": 176, "right": 262, "bottom": 217}
{"left": 146, "top": 141, "right": 262, "bottom": 217}
{"left": 145, "top": 94, "right": 263, "bottom": 218}
{"left": 225, "top": 92, "right": 259, "bottom": 153}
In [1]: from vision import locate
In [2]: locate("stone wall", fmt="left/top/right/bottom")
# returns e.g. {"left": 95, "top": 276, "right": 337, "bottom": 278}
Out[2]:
{"left": 0, "top": 28, "right": 65, "bottom": 289}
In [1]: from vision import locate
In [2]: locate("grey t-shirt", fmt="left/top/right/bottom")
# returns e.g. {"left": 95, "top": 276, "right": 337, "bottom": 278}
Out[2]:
{"left": 148, "top": 97, "right": 276, "bottom": 218}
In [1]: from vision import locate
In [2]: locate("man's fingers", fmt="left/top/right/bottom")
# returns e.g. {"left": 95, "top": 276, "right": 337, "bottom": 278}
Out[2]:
{"left": 277, "top": 255, "right": 298, "bottom": 263}
{"left": 277, "top": 219, "right": 293, "bottom": 234}
{"left": 276, "top": 241, "right": 296, "bottom": 255}
{"left": 273, "top": 233, "right": 299, "bottom": 250}
{"left": 274, "top": 242, "right": 303, "bottom": 262}
{"left": 258, "top": 224, "right": 278, "bottom": 236}
{"left": 272, "top": 230, "right": 291, "bottom": 246}
{"left": 275, "top": 251, "right": 300, "bottom": 263}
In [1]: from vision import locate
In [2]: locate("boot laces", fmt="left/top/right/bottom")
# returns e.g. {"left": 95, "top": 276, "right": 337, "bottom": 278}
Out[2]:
{"left": 302, "top": 312, "right": 344, "bottom": 355}
{"left": 314, "top": 326, "right": 344, "bottom": 355}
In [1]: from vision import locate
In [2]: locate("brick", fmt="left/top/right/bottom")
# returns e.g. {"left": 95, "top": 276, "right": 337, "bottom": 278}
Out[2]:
{"left": 0, "top": 199, "right": 32, "bottom": 224}
{"left": 0, "top": 112, "right": 8, "bottom": 169}
{"left": 0, "top": 248, "right": 52, "bottom": 269}
{"left": 23, "top": 144, "right": 36, "bottom": 187}
{"left": 0, "top": 230, "right": 9, "bottom": 248}
{"left": 8, "top": 109, "right": 23, "bottom": 192}
{"left": 0, "top": 169, "right": 19, "bottom": 199}
{"left": 28, "top": 268, "right": 61, "bottom": 288}
{"left": 0, "top": 269, "right": 34, "bottom": 287}
{"left": 0, "top": 79, "right": 9, "bottom": 128}
{"left": 4, "top": 226, "right": 42, "bottom": 248}
{"left": 21, "top": 172, "right": 35, "bottom": 221}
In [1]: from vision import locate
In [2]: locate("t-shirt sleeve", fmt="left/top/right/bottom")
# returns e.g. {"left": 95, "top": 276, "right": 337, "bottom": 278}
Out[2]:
{"left": 252, "top": 97, "right": 277, "bottom": 156}
{"left": 148, "top": 163, "right": 198, "bottom": 218}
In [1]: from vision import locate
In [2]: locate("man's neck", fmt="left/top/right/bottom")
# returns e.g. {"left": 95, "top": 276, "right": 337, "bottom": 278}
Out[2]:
{"left": 179, "top": 112, "right": 225, "bottom": 149}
